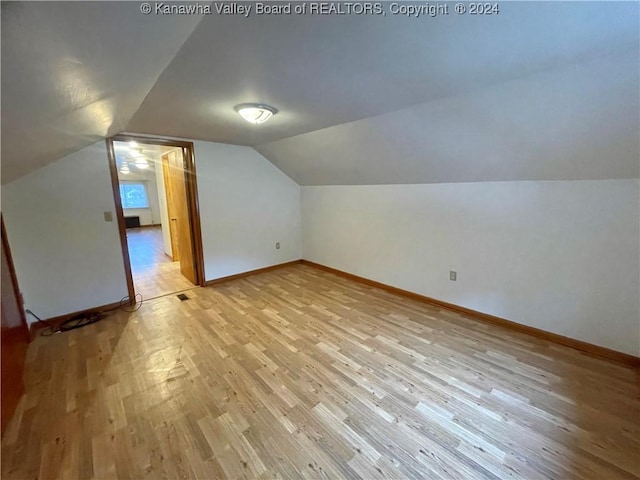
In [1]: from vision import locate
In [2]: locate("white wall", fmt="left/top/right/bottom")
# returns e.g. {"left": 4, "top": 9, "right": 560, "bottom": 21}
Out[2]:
{"left": 302, "top": 180, "right": 640, "bottom": 356}
{"left": 0, "top": 138, "right": 302, "bottom": 322}
{"left": 194, "top": 141, "right": 301, "bottom": 280}
{"left": 3, "top": 136, "right": 637, "bottom": 357}
{"left": 2, "top": 142, "right": 129, "bottom": 323}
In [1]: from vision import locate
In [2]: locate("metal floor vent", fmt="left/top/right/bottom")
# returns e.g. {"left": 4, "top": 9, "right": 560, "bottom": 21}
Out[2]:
{"left": 177, "top": 293, "right": 189, "bottom": 301}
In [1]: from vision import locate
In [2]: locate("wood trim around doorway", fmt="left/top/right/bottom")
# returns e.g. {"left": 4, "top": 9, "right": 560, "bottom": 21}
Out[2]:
{"left": 180, "top": 143, "right": 206, "bottom": 286}
{"left": 1, "top": 215, "right": 32, "bottom": 435}
{"left": 0, "top": 216, "right": 30, "bottom": 343}
{"left": 105, "top": 139, "right": 136, "bottom": 303}
{"left": 105, "top": 135, "right": 206, "bottom": 298}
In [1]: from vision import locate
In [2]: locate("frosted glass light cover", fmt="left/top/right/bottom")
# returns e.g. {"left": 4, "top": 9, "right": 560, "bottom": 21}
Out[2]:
{"left": 234, "top": 104, "right": 278, "bottom": 124}
{"left": 135, "top": 158, "right": 149, "bottom": 169}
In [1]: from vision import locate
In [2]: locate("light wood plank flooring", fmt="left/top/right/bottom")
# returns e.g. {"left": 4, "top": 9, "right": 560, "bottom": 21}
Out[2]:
{"left": 127, "top": 226, "right": 194, "bottom": 300}
{"left": 2, "top": 264, "right": 639, "bottom": 479}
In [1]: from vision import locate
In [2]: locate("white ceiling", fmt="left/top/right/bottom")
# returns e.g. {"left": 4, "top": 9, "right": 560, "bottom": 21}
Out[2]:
{"left": 1, "top": 2, "right": 202, "bottom": 183}
{"left": 114, "top": 141, "right": 179, "bottom": 178}
{"left": 2, "top": 2, "right": 639, "bottom": 185}
{"left": 256, "top": 49, "right": 639, "bottom": 184}
{"left": 114, "top": 141, "right": 176, "bottom": 171}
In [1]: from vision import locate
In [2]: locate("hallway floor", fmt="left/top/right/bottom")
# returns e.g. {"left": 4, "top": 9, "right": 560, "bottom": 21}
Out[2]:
{"left": 126, "top": 226, "right": 194, "bottom": 300}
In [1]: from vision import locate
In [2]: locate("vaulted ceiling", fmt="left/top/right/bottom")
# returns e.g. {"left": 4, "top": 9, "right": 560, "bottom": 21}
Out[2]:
{"left": 2, "top": 2, "right": 638, "bottom": 185}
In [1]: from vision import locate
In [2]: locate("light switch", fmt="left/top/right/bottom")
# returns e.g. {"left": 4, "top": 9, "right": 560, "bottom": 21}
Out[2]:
{"left": 104, "top": 211, "right": 113, "bottom": 222}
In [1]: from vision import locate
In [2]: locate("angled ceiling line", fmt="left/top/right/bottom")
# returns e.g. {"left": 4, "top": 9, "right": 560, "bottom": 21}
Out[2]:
{"left": 122, "top": 4, "right": 213, "bottom": 136}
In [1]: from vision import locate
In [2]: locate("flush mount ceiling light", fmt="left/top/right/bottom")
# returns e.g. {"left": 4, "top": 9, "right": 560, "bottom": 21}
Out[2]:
{"left": 234, "top": 103, "right": 278, "bottom": 124}
{"left": 134, "top": 157, "right": 149, "bottom": 169}
{"left": 119, "top": 163, "right": 131, "bottom": 175}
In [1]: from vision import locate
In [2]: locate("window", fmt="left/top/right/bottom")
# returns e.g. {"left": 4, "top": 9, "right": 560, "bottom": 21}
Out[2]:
{"left": 119, "top": 183, "right": 149, "bottom": 209}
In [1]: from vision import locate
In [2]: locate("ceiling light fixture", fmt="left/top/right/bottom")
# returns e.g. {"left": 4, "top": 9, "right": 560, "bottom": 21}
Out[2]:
{"left": 135, "top": 158, "right": 149, "bottom": 169}
{"left": 119, "top": 164, "right": 131, "bottom": 174}
{"left": 234, "top": 103, "right": 278, "bottom": 124}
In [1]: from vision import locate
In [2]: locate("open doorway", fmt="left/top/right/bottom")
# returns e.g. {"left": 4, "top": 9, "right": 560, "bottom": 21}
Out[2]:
{"left": 106, "top": 135, "right": 205, "bottom": 301}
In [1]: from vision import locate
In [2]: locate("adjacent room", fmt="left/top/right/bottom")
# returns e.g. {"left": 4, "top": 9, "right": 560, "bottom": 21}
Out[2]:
{"left": 1, "top": 2, "right": 639, "bottom": 479}
{"left": 114, "top": 139, "right": 198, "bottom": 300}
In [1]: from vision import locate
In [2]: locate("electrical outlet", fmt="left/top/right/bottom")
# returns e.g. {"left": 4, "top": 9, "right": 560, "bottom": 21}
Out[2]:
{"left": 449, "top": 270, "right": 457, "bottom": 281}
{"left": 275, "top": 242, "right": 280, "bottom": 250}
{"left": 103, "top": 211, "right": 113, "bottom": 222}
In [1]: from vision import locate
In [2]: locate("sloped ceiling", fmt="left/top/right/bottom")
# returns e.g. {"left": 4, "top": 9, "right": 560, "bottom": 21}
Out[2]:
{"left": 2, "top": 1, "right": 638, "bottom": 185}
{"left": 1, "top": 2, "right": 203, "bottom": 183}
{"left": 256, "top": 50, "right": 639, "bottom": 185}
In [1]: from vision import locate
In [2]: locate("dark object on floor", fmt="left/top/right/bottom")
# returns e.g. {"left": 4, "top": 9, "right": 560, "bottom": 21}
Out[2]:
{"left": 125, "top": 216, "right": 141, "bottom": 228}
{"left": 177, "top": 293, "right": 189, "bottom": 301}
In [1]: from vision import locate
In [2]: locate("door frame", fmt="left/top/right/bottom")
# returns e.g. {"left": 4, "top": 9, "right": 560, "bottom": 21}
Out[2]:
{"left": 1, "top": 215, "right": 31, "bottom": 342}
{"left": 1, "top": 215, "right": 31, "bottom": 436}
{"left": 105, "top": 134, "right": 206, "bottom": 301}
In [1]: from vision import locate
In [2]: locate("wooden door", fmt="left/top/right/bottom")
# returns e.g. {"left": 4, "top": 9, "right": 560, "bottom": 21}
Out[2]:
{"left": 162, "top": 153, "right": 180, "bottom": 262}
{"left": 1, "top": 218, "right": 30, "bottom": 436}
{"left": 163, "top": 150, "right": 197, "bottom": 284}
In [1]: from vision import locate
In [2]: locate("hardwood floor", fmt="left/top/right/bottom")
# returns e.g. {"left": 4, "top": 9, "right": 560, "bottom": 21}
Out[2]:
{"left": 127, "top": 226, "right": 194, "bottom": 300}
{"left": 2, "top": 264, "right": 639, "bottom": 479}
